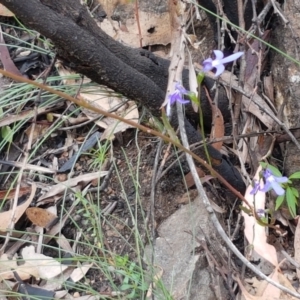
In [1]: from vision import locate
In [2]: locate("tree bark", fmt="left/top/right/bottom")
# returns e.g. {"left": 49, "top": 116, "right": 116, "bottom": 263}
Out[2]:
{"left": 271, "top": 0, "right": 300, "bottom": 211}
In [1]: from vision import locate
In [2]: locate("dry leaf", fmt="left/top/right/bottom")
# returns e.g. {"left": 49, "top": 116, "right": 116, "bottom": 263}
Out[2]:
{"left": 24, "top": 123, "right": 50, "bottom": 143}
{"left": 217, "top": 71, "right": 275, "bottom": 129}
{"left": 40, "top": 268, "right": 74, "bottom": 291}
{"left": 294, "top": 217, "right": 300, "bottom": 280}
{"left": 70, "top": 263, "right": 93, "bottom": 282}
{"left": 97, "top": 3, "right": 172, "bottom": 47}
{"left": 206, "top": 91, "right": 224, "bottom": 150}
{"left": 0, "top": 26, "right": 22, "bottom": 76}
{"left": 80, "top": 87, "right": 138, "bottom": 140}
{"left": 0, "top": 253, "right": 35, "bottom": 281}
{"left": 0, "top": 106, "right": 59, "bottom": 127}
{"left": 0, "top": 186, "right": 32, "bottom": 200}
{"left": 0, "top": 160, "right": 56, "bottom": 174}
{"left": 242, "top": 166, "right": 278, "bottom": 267}
{"left": 26, "top": 207, "right": 58, "bottom": 229}
{"left": 235, "top": 273, "right": 280, "bottom": 300}
{"left": 21, "top": 246, "right": 68, "bottom": 280}
{"left": 0, "top": 184, "right": 36, "bottom": 232}
{"left": 37, "top": 171, "right": 108, "bottom": 201}
{"left": 0, "top": 4, "right": 14, "bottom": 16}
{"left": 0, "top": 245, "right": 68, "bottom": 281}
{"left": 184, "top": 167, "right": 205, "bottom": 188}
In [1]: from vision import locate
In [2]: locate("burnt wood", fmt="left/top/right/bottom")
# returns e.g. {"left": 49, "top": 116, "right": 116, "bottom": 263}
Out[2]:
{"left": 1, "top": 0, "right": 245, "bottom": 193}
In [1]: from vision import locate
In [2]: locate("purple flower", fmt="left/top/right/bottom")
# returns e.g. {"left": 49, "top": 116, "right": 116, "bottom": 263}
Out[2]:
{"left": 166, "top": 82, "right": 190, "bottom": 116}
{"left": 250, "top": 180, "right": 260, "bottom": 195}
{"left": 202, "top": 50, "right": 244, "bottom": 77}
{"left": 260, "top": 169, "right": 288, "bottom": 196}
{"left": 169, "top": 82, "right": 190, "bottom": 105}
{"left": 256, "top": 209, "right": 266, "bottom": 218}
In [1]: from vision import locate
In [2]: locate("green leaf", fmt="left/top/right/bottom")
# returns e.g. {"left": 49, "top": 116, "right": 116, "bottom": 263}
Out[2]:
{"left": 120, "top": 284, "right": 132, "bottom": 291}
{"left": 291, "top": 187, "right": 299, "bottom": 198}
{"left": 289, "top": 171, "right": 300, "bottom": 180}
{"left": 286, "top": 187, "right": 297, "bottom": 217}
{"left": 1, "top": 126, "right": 13, "bottom": 143}
{"left": 275, "top": 195, "right": 285, "bottom": 211}
{"left": 256, "top": 218, "right": 269, "bottom": 227}
{"left": 161, "top": 111, "right": 180, "bottom": 144}
{"left": 127, "top": 289, "right": 138, "bottom": 299}
{"left": 239, "top": 205, "right": 252, "bottom": 215}
{"left": 189, "top": 92, "right": 199, "bottom": 105}
{"left": 259, "top": 162, "right": 282, "bottom": 177}
{"left": 197, "top": 72, "right": 205, "bottom": 85}
{"left": 287, "top": 201, "right": 297, "bottom": 218}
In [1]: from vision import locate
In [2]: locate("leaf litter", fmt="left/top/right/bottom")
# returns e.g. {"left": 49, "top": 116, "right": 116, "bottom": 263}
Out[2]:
{"left": 0, "top": 1, "right": 300, "bottom": 299}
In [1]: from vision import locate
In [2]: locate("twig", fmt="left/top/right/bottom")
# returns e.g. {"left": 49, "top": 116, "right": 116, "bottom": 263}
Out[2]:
{"left": 0, "top": 87, "right": 38, "bottom": 254}
{"left": 134, "top": 0, "right": 143, "bottom": 48}
{"left": 254, "top": 0, "right": 273, "bottom": 27}
{"left": 177, "top": 102, "right": 300, "bottom": 298}
{"left": 155, "top": 130, "right": 178, "bottom": 184}
{"left": 281, "top": 250, "right": 300, "bottom": 269}
{"left": 270, "top": 0, "right": 289, "bottom": 24}
{"left": 204, "top": 71, "right": 300, "bottom": 151}
{"left": 0, "top": 69, "right": 252, "bottom": 207}
{"left": 148, "top": 136, "right": 163, "bottom": 293}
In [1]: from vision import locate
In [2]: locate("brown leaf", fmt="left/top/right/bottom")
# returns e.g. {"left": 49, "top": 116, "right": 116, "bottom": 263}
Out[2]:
{"left": 205, "top": 87, "right": 225, "bottom": 150}
{"left": 26, "top": 207, "right": 58, "bottom": 229}
{"left": 0, "top": 184, "right": 36, "bottom": 232}
{"left": 37, "top": 171, "right": 108, "bottom": 201}
{"left": 0, "top": 26, "right": 22, "bottom": 76}
{"left": 210, "top": 109, "right": 224, "bottom": 150}
{"left": 0, "top": 187, "right": 32, "bottom": 200}
{"left": 242, "top": 166, "right": 278, "bottom": 267}
{"left": 184, "top": 167, "right": 205, "bottom": 188}
{"left": 24, "top": 123, "right": 50, "bottom": 143}
{"left": 0, "top": 4, "right": 14, "bottom": 16}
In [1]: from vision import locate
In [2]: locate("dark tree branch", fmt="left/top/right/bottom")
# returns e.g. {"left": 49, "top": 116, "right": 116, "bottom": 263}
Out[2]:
{"left": 1, "top": 0, "right": 245, "bottom": 193}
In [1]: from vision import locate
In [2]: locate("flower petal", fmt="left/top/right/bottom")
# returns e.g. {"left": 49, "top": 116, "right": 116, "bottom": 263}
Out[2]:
{"left": 270, "top": 182, "right": 285, "bottom": 196}
{"left": 169, "top": 92, "right": 181, "bottom": 105}
{"left": 275, "top": 176, "right": 289, "bottom": 183}
{"left": 260, "top": 182, "right": 271, "bottom": 193}
{"left": 250, "top": 181, "right": 260, "bottom": 195}
{"left": 175, "top": 82, "right": 188, "bottom": 95}
{"left": 219, "top": 51, "right": 244, "bottom": 64}
{"left": 214, "top": 64, "right": 225, "bottom": 77}
{"left": 177, "top": 98, "right": 190, "bottom": 104}
{"left": 202, "top": 58, "right": 213, "bottom": 72}
{"left": 213, "top": 50, "right": 224, "bottom": 60}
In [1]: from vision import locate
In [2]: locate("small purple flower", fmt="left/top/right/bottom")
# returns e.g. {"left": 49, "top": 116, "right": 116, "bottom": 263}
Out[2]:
{"left": 169, "top": 82, "right": 190, "bottom": 105}
{"left": 250, "top": 180, "right": 260, "bottom": 195}
{"left": 256, "top": 209, "right": 266, "bottom": 218}
{"left": 202, "top": 50, "right": 244, "bottom": 77}
{"left": 260, "top": 168, "right": 288, "bottom": 196}
{"left": 166, "top": 82, "right": 190, "bottom": 116}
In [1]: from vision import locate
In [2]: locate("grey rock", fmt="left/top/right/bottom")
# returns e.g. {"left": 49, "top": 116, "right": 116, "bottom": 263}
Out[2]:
{"left": 145, "top": 196, "right": 230, "bottom": 300}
